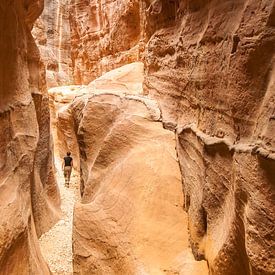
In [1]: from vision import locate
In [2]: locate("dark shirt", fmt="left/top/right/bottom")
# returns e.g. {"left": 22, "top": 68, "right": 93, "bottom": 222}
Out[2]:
{"left": 64, "top": 156, "right": 73, "bottom": 167}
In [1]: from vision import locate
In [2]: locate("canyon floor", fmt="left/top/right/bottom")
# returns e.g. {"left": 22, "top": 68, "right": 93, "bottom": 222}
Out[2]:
{"left": 39, "top": 159, "right": 79, "bottom": 275}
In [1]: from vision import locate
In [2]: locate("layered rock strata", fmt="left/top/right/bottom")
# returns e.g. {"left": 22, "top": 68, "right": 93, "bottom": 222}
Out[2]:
{"left": 0, "top": 1, "right": 60, "bottom": 274}
{"left": 53, "top": 63, "right": 208, "bottom": 274}
{"left": 4, "top": 0, "right": 272, "bottom": 273}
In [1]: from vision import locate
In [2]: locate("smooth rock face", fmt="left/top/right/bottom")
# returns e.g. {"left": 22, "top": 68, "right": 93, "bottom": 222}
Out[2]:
{"left": 88, "top": 62, "right": 145, "bottom": 95}
{"left": 0, "top": 1, "right": 60, "bottom": 274}
{"left": 69, "top": 0, "right": 146, "bottom": 84}
{"left": 53, "top": 65, "right": 208, "bottom": 274}
{"left": 143, "top": 1, "right": 275, "bottom": 274}
{"left": 1, "top": 0, "right": 273, "bottom": 274}
{"left": 65, "top": 93, "right": 207, "bottom": 274}
{"left": 49, "top": 62, "right": 145, "bottom": 171}
{"left": 32, "top": 0, "right": 73, "bottom": 87}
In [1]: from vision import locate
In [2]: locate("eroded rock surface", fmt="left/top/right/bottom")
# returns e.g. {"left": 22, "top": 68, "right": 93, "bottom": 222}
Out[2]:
{"left": 69, "top": 0, "right": 147, "bottom": 84}
{"left": 1, "top": 0, "right": 273, "bottom": 274}
{"left": 67, "top": 93, "right": 208, "bottom": 274}
{"left": 0, "top": 1, "right": 60, "bottom": 274}
{"left": 53, "top": 64, "right": 208, "bottom": 274}
{"left": 32, "top": 0, "right": 73, "bottom": 87}
{"left": 65, "top": 0, "right": 275, "bottom": 271}
{"left": 143, "top": 1, "right": 275, "bottom": 274}
{"left": 47, "top": 0, "right": 274, "bottom": 273}
{"left": 49, "top": 62, "right": 145, "bottom": 171}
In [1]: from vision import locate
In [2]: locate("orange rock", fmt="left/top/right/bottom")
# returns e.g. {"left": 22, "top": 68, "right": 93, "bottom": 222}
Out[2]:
{"left": 69, "top": 0, "right": 145, "bottom": 84}
{"left": 32, "top": 0, "right": 73, "bottom": 87}
{"left": 144, "top": 1, "right": 275, "bottom": 274}
{"left": 54, "top": 66, "right": 208, "bottom": 274}
{"left": 0, "top": 1, "right": 60, "bottom": 274}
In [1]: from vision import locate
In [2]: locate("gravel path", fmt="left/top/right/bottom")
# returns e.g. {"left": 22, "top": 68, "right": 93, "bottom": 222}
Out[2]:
{"left": 39, "top": 160, "right": 79, "bottom": 274}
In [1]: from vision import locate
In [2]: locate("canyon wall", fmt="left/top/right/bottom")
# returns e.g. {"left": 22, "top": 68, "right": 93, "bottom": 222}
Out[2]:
{"left": 0, "top": 0, "right": 60, "bottom": 274}
{"left": 68, "top": 0, "right": 275, "bottom": 274}
{"left": 54, "top": 64, "right": 208, "bottom": 274}
{"left": 144, "top": 0, "right": 275, "bottom": 274}
{"left": 69, "top": 0, "right": 147, "bottom": 84}
{"left": 33, "top": 0, "right": 73, "bottom": 87}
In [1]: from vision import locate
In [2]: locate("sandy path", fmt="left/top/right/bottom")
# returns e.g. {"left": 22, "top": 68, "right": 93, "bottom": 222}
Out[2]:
{"left": 39, "top": 160, "right": 79, "bottom": 274}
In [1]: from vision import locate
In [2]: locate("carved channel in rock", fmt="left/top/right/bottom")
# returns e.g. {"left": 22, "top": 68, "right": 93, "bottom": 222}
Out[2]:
{"left": 37, "top": 63, "right": 208, "bottom": 274}
{"left": 1, "top": 0, "right": 274, "bottom": 274}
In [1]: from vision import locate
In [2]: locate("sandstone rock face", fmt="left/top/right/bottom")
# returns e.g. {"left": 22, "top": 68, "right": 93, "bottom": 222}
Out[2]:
{"left": 32, "top": 0, "right": 73, "bottom": 87}
{"left": 4, "top": 0, "right": 271, "bottom": 273}
{"left": 49, "top": 62, "right": 145, "bottom": 171}
{"left": 66, "top": 1, "right": 274, "bottom": 273}
{"left": 54, "top": 65, "right": 208, "bottom": 274}
{"left": 143, "top": 1, "right": 275, "bottom": 274}
{"left": 0, "top": 1, "right": 60, "bottom": 274}
{"left": 87, "top": 62, "right": 145, "bottom": 95}
{"left": 69, "top": 94, "right": 208, "bottom": 274}
{"left": 69, "top": 0, "right": 147, "bottom": 84}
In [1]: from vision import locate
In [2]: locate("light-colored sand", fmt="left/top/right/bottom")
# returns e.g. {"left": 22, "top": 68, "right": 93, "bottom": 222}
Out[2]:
{"left": 39, "top": 160, "right": 79, "bottom": 275}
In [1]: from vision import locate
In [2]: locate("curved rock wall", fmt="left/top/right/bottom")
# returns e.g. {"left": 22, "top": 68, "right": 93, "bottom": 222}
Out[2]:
{"left": 144, "top": 0, "right": 275, "bottom": 274}
{"left": 5, "top": 0, "right": 271, "bottom": 273}
{"left": 0, "top": 1, "right": 60, "bottom": 274}
{"left": 66, "top": 0, "right": 275, "bottom": 274}
{"left": 54, "top": 68, "right": 208, "bottom": 273}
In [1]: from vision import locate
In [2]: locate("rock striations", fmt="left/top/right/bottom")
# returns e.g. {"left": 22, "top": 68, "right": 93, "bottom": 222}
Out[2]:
{"left": 144, "top": 1, "right": 275, "bottom": 274}
{"left": 0, "top": 1, "right": 60, "bottom": 274}
{"left": 69, "top": 0, "right": 147, "bottom": 84}
{"left": 63, "top": 1, "right": 275, "bottom": 273}
{"left": 0, "top": 0, "right": 274, "bottom": 275}
{"left": 52, "top": 63, "right": 208, "bottom": 274}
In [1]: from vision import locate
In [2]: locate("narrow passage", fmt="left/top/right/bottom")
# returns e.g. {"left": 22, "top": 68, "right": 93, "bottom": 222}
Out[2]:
{"left": 39, "top": 159, "right": 79, "bottom": 274}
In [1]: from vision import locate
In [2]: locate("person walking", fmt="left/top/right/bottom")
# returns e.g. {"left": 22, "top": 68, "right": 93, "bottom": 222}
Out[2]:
{"left": 63, "top": 152, "right": 73, "bottom": 187}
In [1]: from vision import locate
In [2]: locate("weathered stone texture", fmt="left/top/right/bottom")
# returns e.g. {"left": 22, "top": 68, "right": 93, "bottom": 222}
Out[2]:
{"left": 69, "top": 0, "right": 146, "bottom": 84}
{"left": 144, "top": 1, "right": 275, "bottom": 274}
{"left": 60, "top": 0, "right": 274, "bottom": 274}
{"left": 32, "top": 0, "right": 73, "bottom": 87}
{"left": 1, "top": 0, "right": 274, "bottom": 274}
{"left": 0, "top": 0, "right": 60, "bottom": 274}
{"left": 53, "top": 65, "right": 208, "bottom": 274}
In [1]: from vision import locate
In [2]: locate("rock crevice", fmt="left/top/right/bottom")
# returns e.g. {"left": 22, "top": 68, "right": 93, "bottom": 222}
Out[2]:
{"left": 51, "top": 63, "right": 208, "bottom": 274}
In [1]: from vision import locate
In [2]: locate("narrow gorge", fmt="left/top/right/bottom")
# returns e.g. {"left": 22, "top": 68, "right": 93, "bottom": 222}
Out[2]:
{"left": 0, "top": 1, "right": 274, "bottom": 275}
